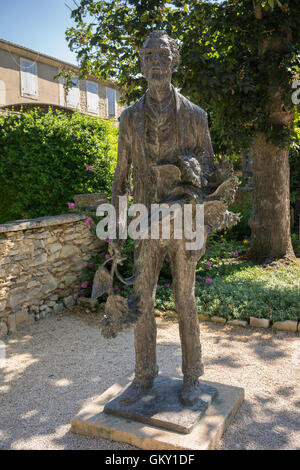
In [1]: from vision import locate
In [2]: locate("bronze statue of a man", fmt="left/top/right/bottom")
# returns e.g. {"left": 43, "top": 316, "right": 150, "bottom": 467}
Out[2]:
{"left": 108, "top": 30, "right": 237, "bottom": 407}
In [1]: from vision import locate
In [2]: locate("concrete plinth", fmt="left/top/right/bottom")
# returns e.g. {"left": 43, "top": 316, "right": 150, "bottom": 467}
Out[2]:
{"left": 71, "top": 374, "right": 244, "bottom": 450}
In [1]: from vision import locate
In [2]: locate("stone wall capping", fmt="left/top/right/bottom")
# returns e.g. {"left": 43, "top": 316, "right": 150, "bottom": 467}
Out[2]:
{"left": 0, "top": 213, "right": 88, "bottom": 233}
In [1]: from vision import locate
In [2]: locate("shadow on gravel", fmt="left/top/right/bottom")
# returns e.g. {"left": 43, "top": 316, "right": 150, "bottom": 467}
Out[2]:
{"left": 204, "top": 321, "right": 291, "bottom": 362}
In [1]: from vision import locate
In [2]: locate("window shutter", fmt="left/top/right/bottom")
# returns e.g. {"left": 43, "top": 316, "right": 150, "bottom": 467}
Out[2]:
{"left": 87, "top": 81, "right": 99, "bottom": 113}
{"left": 67, "top": 77, "right": 79, "bottom": 108}
{"left": 21, "top": 59, "right": 37, "bottom": 97}
{"left": 107, "top": 87, "right": 116, "bottom": 116}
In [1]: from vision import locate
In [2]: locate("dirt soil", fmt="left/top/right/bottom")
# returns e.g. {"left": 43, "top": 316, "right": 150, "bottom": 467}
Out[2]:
{"left": 0, "top": 308, "right": 299, "bottom": 450}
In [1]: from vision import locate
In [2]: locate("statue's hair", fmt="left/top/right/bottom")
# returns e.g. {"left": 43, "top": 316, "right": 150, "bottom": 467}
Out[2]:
{"left": 140, "top": 30, "right": 180, "bottom": 71}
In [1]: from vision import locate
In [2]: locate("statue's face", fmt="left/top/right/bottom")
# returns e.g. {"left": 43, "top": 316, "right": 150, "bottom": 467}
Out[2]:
{"left": 141, "top": 37, "right": 173, "bottom": 84}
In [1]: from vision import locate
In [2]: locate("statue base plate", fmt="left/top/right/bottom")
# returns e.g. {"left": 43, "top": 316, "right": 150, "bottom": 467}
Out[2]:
{"left": 104, "top": 376, "right": 217, "bottom": 434}
{"left": 71, "top": 374, "right": 244, "bottom": 450}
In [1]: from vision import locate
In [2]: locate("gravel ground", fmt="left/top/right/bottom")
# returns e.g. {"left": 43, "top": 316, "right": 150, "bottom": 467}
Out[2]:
{"left": 0, "top": 309, "right": 300, "bottom": 450}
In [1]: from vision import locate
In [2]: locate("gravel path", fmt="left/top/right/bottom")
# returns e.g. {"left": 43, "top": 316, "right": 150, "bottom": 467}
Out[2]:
{"left": 0, "top": 310, "right": 299, "bottom": 450}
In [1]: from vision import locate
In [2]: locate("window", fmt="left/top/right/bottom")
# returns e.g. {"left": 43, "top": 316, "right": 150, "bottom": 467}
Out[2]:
{"left": 20, "top": 58, "right": 37, "bottom": 98}
{"left": 66, "top": 77, "right": 80, "bottom": 108}
{"left": 106, "top": 87, "right": 116, "bottom": 116}
{"left": 86, "top": 80, "right": 99, "bottom": 114}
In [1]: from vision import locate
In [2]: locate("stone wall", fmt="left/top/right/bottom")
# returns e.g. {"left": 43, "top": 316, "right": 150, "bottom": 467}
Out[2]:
{"left": 0, "top": 213, "right": 104, "bottom": 336}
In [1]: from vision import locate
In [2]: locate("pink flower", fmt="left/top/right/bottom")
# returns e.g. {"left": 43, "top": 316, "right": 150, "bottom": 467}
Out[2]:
{"left": 87, "top": 263, "right": 94, "bottom": 269}
{"left": 164, "top": 283, "right": 170, "bottom": 289}
{"left": 86, "top": 217, "right": 93, "bottom": 226}
{"left": 85, "top": 165, "right": 93, "bottom": 171}
{"left": 233, "top": 250, "right": 239, "bottom": 257}
{"left": 205, "top": 278, "right": 213, "bottom": 285}
{"left": 114, "top": 286, "right": 120, "bottom": 291}
{"left": 105, "top": 254, "right": 110, "bottom": 260}
{"left": 81, "top": 281, "right": 88, "bottom": 289}
{"left": 68, "top": 202, "right": 75, "bottom": 209}
{"left": 206, "top": 261, "right": 211, "bottom": 269}
{"left": 105, "top": 237, "right": 110, "bottom": 243}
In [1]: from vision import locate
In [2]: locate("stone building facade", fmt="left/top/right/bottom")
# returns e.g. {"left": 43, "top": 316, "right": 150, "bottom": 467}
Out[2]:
{"left": 0, "top": 38, "right": 124, "bottom": 119}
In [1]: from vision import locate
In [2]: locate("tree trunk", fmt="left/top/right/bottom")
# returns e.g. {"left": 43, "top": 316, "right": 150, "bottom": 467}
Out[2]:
{"left": 249, "top": 9, "right": 295, "bottom": 263}
{"left": 249, "top": 133, "right": 295, "bottom": 263}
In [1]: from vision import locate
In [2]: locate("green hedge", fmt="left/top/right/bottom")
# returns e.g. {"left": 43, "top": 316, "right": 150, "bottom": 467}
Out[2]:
{"left": 0, "top": 108, "right": 118, "bottom": 223}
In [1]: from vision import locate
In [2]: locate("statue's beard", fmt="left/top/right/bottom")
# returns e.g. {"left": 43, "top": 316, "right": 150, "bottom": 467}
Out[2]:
{"left": 146, "top": 70, "right": 172, "bottom": 86}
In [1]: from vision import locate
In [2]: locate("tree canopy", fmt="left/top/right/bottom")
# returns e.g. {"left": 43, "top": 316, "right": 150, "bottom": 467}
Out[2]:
{"left": 66, "top": 0, "right": 300, "bottom": 154}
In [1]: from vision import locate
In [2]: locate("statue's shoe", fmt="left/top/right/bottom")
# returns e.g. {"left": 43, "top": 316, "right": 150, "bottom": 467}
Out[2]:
{"left": 179, "top": 377, "right": 201, "bottom": 407}
{"left": 118, "top": 378, "right": 154, "bottom": 406}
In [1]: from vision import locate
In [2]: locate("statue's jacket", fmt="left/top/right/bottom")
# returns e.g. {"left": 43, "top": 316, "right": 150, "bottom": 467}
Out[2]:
{"left": 112, "top": 86, "right": 216, "bottom": 210}
{"left": 112, "top": 85, "right": 238, "bottom": 232}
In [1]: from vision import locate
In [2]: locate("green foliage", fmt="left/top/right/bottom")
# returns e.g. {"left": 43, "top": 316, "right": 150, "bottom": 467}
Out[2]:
{"left": 0, "top": 108, "right": 118, "bottom": 223}
{"left": 194, "top": 236, "right": 300, "bottom": 322}
{"left": 158, "top": 236, "right": 300, "bottom": 322}
{"left": 290, "top": 111, "right": 300, "bottom": 204}
{"left": 291, "top": 232, "right": 300, "bottom": 257}
{"left": 228, "top": 188, "right": 252, "bottom": 240}
{"left": 66, "top": 0, "right": 300, "bottom": 153}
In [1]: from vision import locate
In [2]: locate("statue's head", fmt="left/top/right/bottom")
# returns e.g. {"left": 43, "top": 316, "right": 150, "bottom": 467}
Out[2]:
{"left": 140, "top": 30, "right": 180, "bottom": 85}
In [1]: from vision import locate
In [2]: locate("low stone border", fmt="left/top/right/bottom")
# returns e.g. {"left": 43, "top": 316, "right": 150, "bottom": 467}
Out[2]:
{"left": 197, "top": 314, "right": 300, "bottom": 334}
{"left": 155, "top": 309, "right": 299, "bottom": 333}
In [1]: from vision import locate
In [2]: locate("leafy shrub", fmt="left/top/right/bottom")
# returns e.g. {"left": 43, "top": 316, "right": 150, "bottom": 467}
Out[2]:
{"left": 227, "top": 187, "right": 252, "bottom": 240}
{"left": 290, "top": 111, "right": 300, "bottom": 205}
{"left": 291, "top": 232, "right": 300, "bottom": 257}
{"left": 0, "top": 108, "right": 118, "bottom": 223}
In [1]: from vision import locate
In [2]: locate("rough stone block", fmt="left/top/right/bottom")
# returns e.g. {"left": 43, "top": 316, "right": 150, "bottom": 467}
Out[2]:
{"left": 63, "top": 296, "right": 75, "bottom": 309}
{"left": 227, "top": 319, "right": 248, "bottom": 328}
{"left": 48, "top": 242, "right": 62, "bottom": 254}
{"left": 250, "top": 317, "right": 270, "bottom": 328}
{"left": 15, "top": 310, "right": 30, "bottom": 326}
{"left": 272, "top": 320, "right": 298, "bottom": 332}
{"left": 60, "top": 245, "right": 80, "bottom": 259}
{"left": 53, "top": 303, "right": 64, "bottom": 315}
{"left": 30, "top": 253, "right": 47, "bottom": 267}
{"left": 42, "top": 274, "right": 58, "bottom": 294}
{"left": 198, "top": 314, "right": 210, "bottom": 321}
{"left": 211, "top": 316, "right": 227, "bottom": 324}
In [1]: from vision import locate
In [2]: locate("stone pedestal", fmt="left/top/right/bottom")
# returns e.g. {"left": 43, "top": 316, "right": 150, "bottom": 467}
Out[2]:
{"left": 71, "top": 374, "right": 244, "bottom": 450}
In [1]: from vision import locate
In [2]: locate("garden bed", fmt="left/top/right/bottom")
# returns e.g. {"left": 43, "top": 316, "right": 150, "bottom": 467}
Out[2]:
{"left": 80, "top": 232, "right": 300, "bottom": 326}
